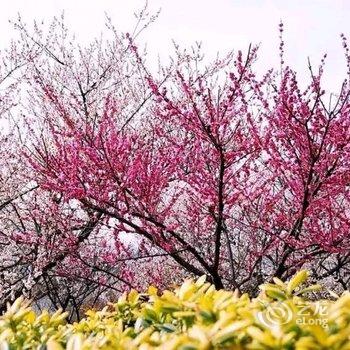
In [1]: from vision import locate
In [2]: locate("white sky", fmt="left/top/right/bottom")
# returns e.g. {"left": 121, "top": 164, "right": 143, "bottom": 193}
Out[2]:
{"left": 0, "top": 0, "right": 349, "bottom": 93}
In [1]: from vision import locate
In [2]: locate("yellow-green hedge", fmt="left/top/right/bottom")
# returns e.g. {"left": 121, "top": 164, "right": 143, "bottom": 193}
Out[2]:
{"left": 1, "top": 271, "right": 350, "bottom": 349}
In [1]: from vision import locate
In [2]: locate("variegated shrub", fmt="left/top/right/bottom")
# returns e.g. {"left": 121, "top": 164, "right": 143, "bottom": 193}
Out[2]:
{"left": 0, "top": 271, "right": 350, "bottom": 349}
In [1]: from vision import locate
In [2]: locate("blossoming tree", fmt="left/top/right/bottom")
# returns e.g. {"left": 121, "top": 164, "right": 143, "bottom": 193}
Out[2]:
{"left": 1, "top": 16, "right": 350, "bottom": 317}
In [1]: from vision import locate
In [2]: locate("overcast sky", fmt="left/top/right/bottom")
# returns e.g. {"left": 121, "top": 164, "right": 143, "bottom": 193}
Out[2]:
{"left": 0, "top": 0, "right": 349, "bottom": 93}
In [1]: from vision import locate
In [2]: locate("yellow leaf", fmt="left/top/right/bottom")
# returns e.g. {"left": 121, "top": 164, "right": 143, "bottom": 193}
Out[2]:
{"left": 66, "top": 334, "right": 84, "bottom": 350}
{"left": 287, "top": 270, "right": 309, "bottom": 294}
{"left": 46, "top": 339, "right": 64, "bottom": 350}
